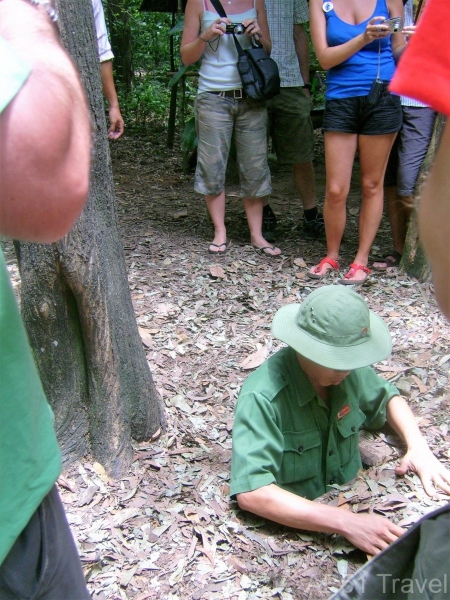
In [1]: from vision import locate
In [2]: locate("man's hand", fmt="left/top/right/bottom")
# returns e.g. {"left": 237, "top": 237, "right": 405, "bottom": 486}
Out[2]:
{"left": 396, "top": 444, "right": 450, "bottom": 497}
{"left": 387, "top": 395, "right": 450, "bottom": 496}
{"left": 107, "top": 105, "right": 124, "bottom": 140}
{"left": 237, "top": 484, "right": 405, "bottom": 556}
{"left": 302, "top": 87, "right": 311, "bottom": 103}
{"left": 342, "top": 512, "right": 405, "bottom": 555}
{"left": 101, "top": 60, "right": 124, "bottom": 140}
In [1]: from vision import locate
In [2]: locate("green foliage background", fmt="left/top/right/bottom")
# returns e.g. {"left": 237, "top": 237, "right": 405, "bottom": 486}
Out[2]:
{"left": 106, "top": 1, "right": 182, "bottom": 130}
{"left": 105, "top": 2, "right": 323, "bottom": 133}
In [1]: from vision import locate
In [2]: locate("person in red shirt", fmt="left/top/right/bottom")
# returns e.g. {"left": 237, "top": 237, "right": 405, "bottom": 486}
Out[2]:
{"left": 390, "top": 0, "right": 450, "bottom": 319}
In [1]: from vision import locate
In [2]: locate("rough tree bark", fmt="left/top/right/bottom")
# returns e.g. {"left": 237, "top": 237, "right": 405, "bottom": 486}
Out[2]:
{"left": 401, "top": 113, "right": 446, "bottom": 280}
{"left": 15, "top": 0, "right": 164, "bottom": 478}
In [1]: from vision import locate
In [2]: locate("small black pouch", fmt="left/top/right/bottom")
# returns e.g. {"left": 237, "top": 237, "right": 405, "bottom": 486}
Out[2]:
{"left": 367, "top": 78, "right": 389, "bottom": 105}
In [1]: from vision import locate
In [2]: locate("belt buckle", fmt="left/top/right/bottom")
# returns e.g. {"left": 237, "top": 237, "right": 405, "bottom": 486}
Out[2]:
{"left": 234, "top": 89, "right": 243, "bottom": 100}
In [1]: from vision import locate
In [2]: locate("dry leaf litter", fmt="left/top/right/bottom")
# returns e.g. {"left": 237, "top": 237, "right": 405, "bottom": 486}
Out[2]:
{"left": 3, "top": 127, "right": 450, "bottom": 600}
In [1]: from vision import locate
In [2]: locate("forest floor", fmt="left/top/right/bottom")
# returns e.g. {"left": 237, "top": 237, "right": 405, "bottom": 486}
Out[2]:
{"left": 4, "top": 125, "right": 450, "bottom": 600}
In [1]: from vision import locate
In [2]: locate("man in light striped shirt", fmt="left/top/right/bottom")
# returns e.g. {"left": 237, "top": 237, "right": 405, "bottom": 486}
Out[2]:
{"left": 92, "top": 0, "right": 124, "bottom": 139}
{"left": 373, "top": 0, "right": 435, "bottom": 270}
{"left": 262, "top": 0, "right": 324, "bottom": 242}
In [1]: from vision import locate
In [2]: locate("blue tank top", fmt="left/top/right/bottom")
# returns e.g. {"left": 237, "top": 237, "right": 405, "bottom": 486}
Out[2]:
{"left": 325, "top": 0, "right": 396, "bottom": 99}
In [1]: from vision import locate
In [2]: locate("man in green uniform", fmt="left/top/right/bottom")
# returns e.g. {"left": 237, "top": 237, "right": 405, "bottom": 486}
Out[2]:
{"left": 231, "top": 286, "right": 450, "bottom": 556}
{"left": 0, "top": 0, "right": 90, "bottom": 597}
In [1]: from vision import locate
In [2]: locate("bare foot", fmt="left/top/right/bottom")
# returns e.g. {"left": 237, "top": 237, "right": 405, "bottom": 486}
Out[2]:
{"left": 253, "top": 245, "right": 282, "bottom": 256}
{"left": 208, "top": 231, "right": 228, "bottom": 254}
{"left": 251, "top": 235, "right": 282, "bottom": 256}
{"left": 372, "top": 251, "right": 402, "bottom": 270}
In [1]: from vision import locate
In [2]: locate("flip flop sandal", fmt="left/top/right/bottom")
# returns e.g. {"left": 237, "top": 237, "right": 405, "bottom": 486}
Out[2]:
{"left": 372, "top": 250, "right": 402, "bottom": 270}
{"left": 252, "top": 245, "right": 283, "bottom": 257}
{"left": 208, "top": 241, "right": 230, "bottom": 255}
{"left": 307, "top": 257, "right": 339, "bottom": 280}
{"left": 339, "top": 263, "right": 371, "bottom": 285}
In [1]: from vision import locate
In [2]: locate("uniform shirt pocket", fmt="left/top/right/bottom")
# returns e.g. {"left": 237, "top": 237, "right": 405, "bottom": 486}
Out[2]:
{"left": 336, "top": 408, "right": 366, "bottom": 466}
{"left": 278, "top": 428, "right": 321, "bottom": 485}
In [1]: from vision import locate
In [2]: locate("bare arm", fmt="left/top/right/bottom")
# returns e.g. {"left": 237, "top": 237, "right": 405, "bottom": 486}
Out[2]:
{"left": 100, "top": 60, "right": 124, "bottom": 140}
{"left": 387, "top": 395, "right": 450, "bottom": 495}
{"left": 387, "top": 0, "right": 406, "bottom": 62}
{"left": 181, "top": 0, "right": 271, "bottom": 66}
{"left": 252, "top": 0, "right": 271, "bottom": 55}
{"left": 180, "top": 0, "right": 229, "bottom": 66}
{"left": 294, "top": 23, "right": 310, "bottom": 87}
{"left": 417, "top": 122, "right": 450, "bottom": 320}
{"left": 237, "top": 484, "right": 405, "bottom": 555}
{"left": 0, "top": 0, "right": 90, "bottom": 243}
{"left": 310, "top": 0, "right": 398, "bottom": 70}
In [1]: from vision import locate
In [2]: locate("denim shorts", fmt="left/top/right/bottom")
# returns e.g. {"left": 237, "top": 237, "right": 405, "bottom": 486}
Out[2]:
{"left": 384, "top": 105, "right": 437, "bottom": 195}
{"left": 194, "top": 91, "right": 271, "bottom": 198}
{"left": 323, "top": 90, "right": 402, "bottom": 135}
{"left": 267, "top": 87, "right": 314, "bottom": 165}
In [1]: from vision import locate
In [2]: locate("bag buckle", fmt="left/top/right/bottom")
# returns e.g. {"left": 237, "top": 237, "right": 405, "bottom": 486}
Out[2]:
{"left": 233, "top": 89, "right": 243, "bottom": 100}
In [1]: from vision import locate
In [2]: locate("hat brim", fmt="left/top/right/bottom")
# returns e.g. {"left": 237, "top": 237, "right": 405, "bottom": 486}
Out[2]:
{"left": 271, "top": 304, "right": 392, "bottom": 370}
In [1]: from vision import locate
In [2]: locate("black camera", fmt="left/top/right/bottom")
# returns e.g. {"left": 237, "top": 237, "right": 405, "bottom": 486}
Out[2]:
{"left": 225, "top": 23, "right": 246, "bottom": 35}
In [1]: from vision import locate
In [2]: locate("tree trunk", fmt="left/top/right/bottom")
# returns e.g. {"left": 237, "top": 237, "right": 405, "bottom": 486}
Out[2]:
{"left": 106, "top": 0, "right": 134, "bottom": 94}
{"left": 401, "top": 113, "right": 446, "bottom": 280}
{"left": 16, "top": 0, "right": 164, "bottom": 478}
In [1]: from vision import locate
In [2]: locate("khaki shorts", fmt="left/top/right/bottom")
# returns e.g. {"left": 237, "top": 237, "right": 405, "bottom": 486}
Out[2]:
{"left": 194, "top": 92, "right": 271, "bottom": 198}
{"left": 267, "top": 87, "right": 314, "bottom": 165}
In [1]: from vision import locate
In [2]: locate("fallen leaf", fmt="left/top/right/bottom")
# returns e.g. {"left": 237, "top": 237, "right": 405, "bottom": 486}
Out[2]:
{"left": 92, "top": 462, "right": 108, "bottom": 483}
{"left": 293, "top": 257, "right": 307, "bottom": 268}
{"left": 120, "top": 566, "right": 138, "bottom": 588}
{"left": 240, "top": 574, "right": 252, "bottom": 590}
{"left": 337, "top": 559, "right": 348, "bottom": 578}
{"left": 173, "top": 210, "right": 188, "bottom": 219}
{"left": 227, "top": 556, "right": 249, "bottom": 574}
{"left": 239, "top": 346, "right": 268, "bottom": 370}
{"left": 138, "top": 327, "right": 154, "bottom": 348}
{"left": 169, "top": 394, "right": 192, "bottom": 413}
{"left": 411, "top": 374, "right": 427, "bottom": 393}
{"left": 210, "top": 265, "right": 225, "bottom": 279}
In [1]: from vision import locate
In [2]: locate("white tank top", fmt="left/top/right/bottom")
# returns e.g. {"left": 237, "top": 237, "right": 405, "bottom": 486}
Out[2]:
{"left": 198, "top": 2, "right": 256, "bottom": 92}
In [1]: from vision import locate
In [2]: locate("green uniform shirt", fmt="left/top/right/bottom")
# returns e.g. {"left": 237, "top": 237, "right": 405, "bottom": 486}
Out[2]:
{"left": 0, "top": 251, "right": 61, "bottom": 564}
{"left": 230, "top": 347, "right": 399, "bottom": 500}
{"left": 0, "top": 35, "right": 31, "bottom": 113}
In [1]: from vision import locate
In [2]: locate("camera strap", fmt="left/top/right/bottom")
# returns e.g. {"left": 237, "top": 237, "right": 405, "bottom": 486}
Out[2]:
{"left": 209, "top": 0, "right": 227, "bottom": 20}
{"left": 376, "top": 39, "right": 381, "bottom": 81}
{"left": 208, "top": 0, "right": 261, "bottom": 56}
{"left": 415, "top": 0, "right": 426, "bottom": 23}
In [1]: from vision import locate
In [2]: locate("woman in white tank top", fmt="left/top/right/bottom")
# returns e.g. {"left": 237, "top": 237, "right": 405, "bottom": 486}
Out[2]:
{"left": 181, "top": 0, "right": 282, "bottom": 256}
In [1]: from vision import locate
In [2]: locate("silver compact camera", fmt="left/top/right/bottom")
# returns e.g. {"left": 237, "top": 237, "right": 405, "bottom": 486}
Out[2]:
{"left": 384, "top": 17, "right": 403, "bottom": 33}
{"left": 225, "top": 22, "right": 247, "bottom": 34}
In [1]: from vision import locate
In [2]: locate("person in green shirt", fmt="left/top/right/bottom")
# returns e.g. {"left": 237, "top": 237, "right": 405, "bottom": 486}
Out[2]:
{"left": 0, "top": 1, "right": 90, "bottom": 597}
{"left": 230, "top": 285, "right": 450, "bottom": 556}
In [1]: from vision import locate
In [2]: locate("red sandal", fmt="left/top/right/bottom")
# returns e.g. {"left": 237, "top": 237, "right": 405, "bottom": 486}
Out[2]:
{"left": 339, "top": 263, "right": 371, "bottom": 285}
{"left": 308, "top": 257, "right": 340, "bottom": 280}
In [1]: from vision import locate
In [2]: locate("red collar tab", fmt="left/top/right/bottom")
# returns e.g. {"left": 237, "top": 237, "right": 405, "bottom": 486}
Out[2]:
{"left": 337, "top": 404, "right": 351, "bottom": 420}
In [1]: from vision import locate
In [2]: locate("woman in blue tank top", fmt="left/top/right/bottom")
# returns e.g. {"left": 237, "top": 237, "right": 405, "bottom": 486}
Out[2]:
{"left": 308, "top": 0, "right": 406, "bottom": 284}
{"left": 181, "top": 0, "right": 282, "bottom": 257}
